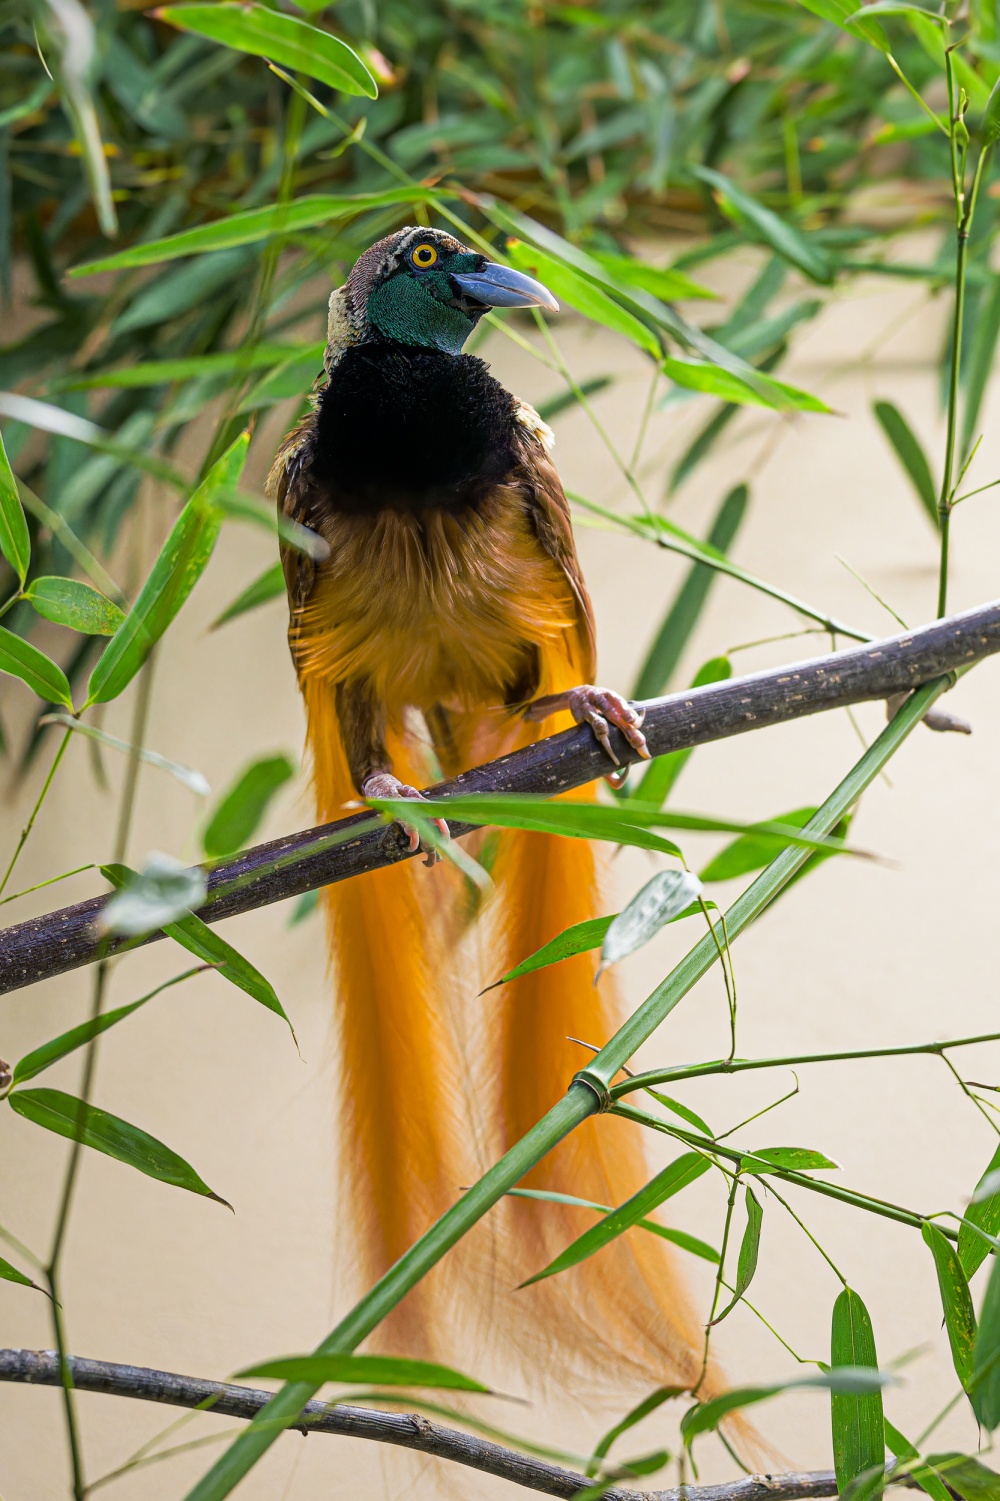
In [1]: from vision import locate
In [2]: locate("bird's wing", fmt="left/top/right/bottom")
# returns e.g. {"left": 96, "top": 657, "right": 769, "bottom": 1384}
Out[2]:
{"left": 266, "top": 420, "right": 317, "bottom": 612}
{"left": 514, "top": 405, "right": 597, "bottom": 681}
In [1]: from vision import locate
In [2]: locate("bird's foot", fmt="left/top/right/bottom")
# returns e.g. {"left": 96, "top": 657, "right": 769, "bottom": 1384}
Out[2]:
{"left": 526, "top": 684, "right": 651, "bottom": 775}
{"left": 362, "top": 772, "right": 450, "bottom": 867}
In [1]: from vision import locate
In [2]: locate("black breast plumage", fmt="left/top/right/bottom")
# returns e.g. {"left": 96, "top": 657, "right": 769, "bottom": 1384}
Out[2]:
{"left": 306, "top": 343, "right": 520, "bottom": 514}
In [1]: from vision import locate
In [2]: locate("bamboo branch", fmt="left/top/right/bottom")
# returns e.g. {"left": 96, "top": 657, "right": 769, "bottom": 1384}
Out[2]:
{"left": 1, "top": 599, "right": 998, "bottom": 996}
{"left": 0, "top": 1347, "right": 842, "bottom": 1501}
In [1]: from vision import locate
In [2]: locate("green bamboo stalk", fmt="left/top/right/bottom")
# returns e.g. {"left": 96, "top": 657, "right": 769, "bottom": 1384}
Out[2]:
{"left": 184, "top": 675, "right": 950, "bottom": 1501}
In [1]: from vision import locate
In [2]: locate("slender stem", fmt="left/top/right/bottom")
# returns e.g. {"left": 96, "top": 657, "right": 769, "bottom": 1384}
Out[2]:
{"left": 938, "top": 1051, "right": 1000, "bottom": 1137}
{"left": 697, "top": 1174, "right": 739, "bottom": 1391}
{"left": 0, "top": 726, "right": 72, "bottom": 898}
{"left": 763, "top": 1182, "right": 848, "bottom": 1287}
{"left": 611, "top": 1030, "right": 1000, "bottom": 1098}
{"left": 181, "top": 678, "right": 950, "bottom": 1501}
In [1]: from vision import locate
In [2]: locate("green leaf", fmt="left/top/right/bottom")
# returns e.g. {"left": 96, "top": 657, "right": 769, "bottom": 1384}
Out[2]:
{"left": 0, "top": 1254, "right": 41, "bottom": 1292}
{"left": 100, "top": 855, "right": 208, "bottom": 936}
{"left": 42, "top": 714, "right": 210, "bottom": 796}
{"left": 923, "top": 1454, "right": 1000, "bottom": 1500}
{"left": 506, "top": 1188, "right": 719, "bottom": 1262}
{"left": 662, "top": 355, "right": 828, "bottom": 413}
{"left": 831, "top": 1288, "right": 885, "bottom": 1500}
{"left": 845, "top": 1, "right": 945, "bottom": 17}
{"left": 982, "top": 78, "right": 1000, "bottom": 146}
{"left": 60, "top": 345, "right": 314, "bottom": 390}
{"left": 25, "top": 577, "right": 125, "bottom": 636}
{"left": 211, "top": 562, "right": 287, "bottom": 631}
{"left": 590, "top": 253, "right": 715, "bottom": 303}
{"left": 0, "top": 429, "right": 29, "bottom": 585}
{"left": 0, "top": 627, "right": 73, "bottom": 708}
{"left": 628, "top": 657, "right": 732, "bottom": 809}
{"left": 154, "top": 4, "right": 377, "bottom": 97}
{"left": 922, "top": 1222, "right": 977, "bottom": 1390}
{"left": 959, "top": 1141, "right": 1000, "bottom": 1278}
{"left": 700, "top": 807, "right": 819, "bottom": 883}
{"left": 520, "top": 1153, "right": 710, "bottom": 1287}
{"left": 792, "top": 0, "right": 889, "bottom": 51}
{"left": 873, "top": 402, "right": 938, "bottom": 528}
{"left": 643, "top": 1091, "right": 714, "bottom": 1138}
{"left": 713, "top": 1187, "right": 763, "bottom": 1325}
{"left": 87, "top": 434, "right": 247, "bottom": 705}
{"left": 235, "top": 1354, "right": 488, "bottom": 1391}
{"left": 12, "top": 969, "right": 206, "bottom": 1085}
{"left": 960, "top": 275, "right": 1000, "bottom": 463}
{"left": 505, "top": 240, "right": 661, "bottom": 357}
{"left": 682, "top": 1368, "right": 890, "bottom": 1447}
{"left": 971, "top": 1253, "right": 1000, "bottom": 1429}
{"left": 690, "top": 167, "right": 835, "bottom": 285}
{"left": 70, "top": 190, "right": 434, "bottom": 275}
{"left": 883, "top": 1421, "right": 953, "bottom": 1501}
{"left": 203, "top": 755, "right": 295, "bottom": 858}
{"left": 601, "top": 869, "right": 703, "bottom": 968}
{"left": 633, "top": 486, "right": 747, "bottom": 700}
{"left": 743, "top": 1146, "right": 840, "bottom": 1174}
{"left": 36, "top": 0, "right": 117, "bottom": 236}
{"left": 484, "top": 916, "right": 613, "bottom": 990}
{"left": 8, "top": 1087, "right": 226, "bottom": 1203}
{"left": 591, "top": 1388, "right": 687, "bottom": 1469}
{"left": 167, "top": 913, "right": 293, "bottom": 1035}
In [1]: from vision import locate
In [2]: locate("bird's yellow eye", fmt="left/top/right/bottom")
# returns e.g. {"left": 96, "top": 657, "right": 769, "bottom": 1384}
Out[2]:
{"left": 411, "top": 242, "right": 438, "bottom": 269}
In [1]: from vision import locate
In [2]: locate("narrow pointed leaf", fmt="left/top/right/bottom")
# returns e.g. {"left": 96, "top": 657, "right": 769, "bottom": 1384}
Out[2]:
{"left": 506, "top": 1187, "right": 719, "bottom": 1262}
{"left": 0, "top": 1255, "right": 41, "bottom": 1292}
{"left": 923, "top": 1453, "right": 1000, "bottom": 1499}
{"left": 591, "top": 253, "right": 714, "bottom": 302}
{"left": 43, "top": 714, "right": 210, "bottom": 796}
{"left": 0, "top": 430, "right": 29, "bottom": 585}
{"left": 0, "top": 628, "right": 73, "bottom": 708}
{"left": 8, "top": 1088, "right": 226, "bottom": 1203}
{"left": 87, "top": 434, "right": 247, "bottom": 704}
{"left": 211, "top": 562, "right": 286, "bottom": 630}
{"left": 521, "top": 1152, "right": 709, "bottom": 1287}
{"left": 601, "top": 869, "right": 703, "bottom": 968}
{"left": 700, "top": 807, "right": 818, "bottom": 883}
{"left": 167, "top": 912, "right": 293, "bottom": 1036}
{"left": 154, "top": 5, "right": 377, "bottom": 97}
{"left": 714, "top": 1187, "right": 763, "bottom": 1324}
{"left": 922, "top": 1222, "right": 976, "bottom": 1390}
{"left": 831, "top": 1288, "right": 885, "bottom": 1499}
{"left": 960, "top": 1141, "right": 1000, "bottom": 1277}
{"left": 235, "top": 1354, "right": 487, "bottom": 1391}
{"left": 25, "top": 577, "right": 125, "bottom": 636}
{"left": 505, "top": 240, "right": 661, "bottom": 357}
{"left": 971, "top": 1253, "right": 1000, "bottom": 1428}
{"left": 662, "top": 356, "right": 828, "bottom": 413}
{"left": 203, "top": 755, "right": 295, "bottom": 858}
{"left": 12, "top": 969, "right": 206, "bottom": 1085}
{"left": 873, "top": 402, "right": 938, "bottom": 528}
{"left": 690, "top": 166, "right": 834, "bottom": 285}
{"left": 960, "top": 275, "right": 1000, "bottom": 462}
{"left": 743, "top": 1146, "right": 839, "bottom": 1174}
{"left": 883, "top": 1421, "right": 952, "bottom": 1501}
{"left": 682, "top": 1368, "right": 889, "bottom": 1446}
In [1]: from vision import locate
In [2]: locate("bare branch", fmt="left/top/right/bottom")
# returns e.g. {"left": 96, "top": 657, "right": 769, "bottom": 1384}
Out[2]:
{"left": 1, "top": 599, "right": 998, "bottom": 996}
{"left": 0, "top": 1347, "right": 840, "bottom": 1501}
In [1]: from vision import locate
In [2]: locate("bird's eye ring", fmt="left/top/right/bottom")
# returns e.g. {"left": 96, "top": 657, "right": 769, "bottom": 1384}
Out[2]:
{"left": 411, "top": 243, "right": 438, "bottom": 269}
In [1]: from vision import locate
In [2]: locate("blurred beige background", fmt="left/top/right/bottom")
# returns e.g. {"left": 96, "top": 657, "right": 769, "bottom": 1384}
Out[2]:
{"left": 2, "top": 247, "right": 1000, "bottom": 1499}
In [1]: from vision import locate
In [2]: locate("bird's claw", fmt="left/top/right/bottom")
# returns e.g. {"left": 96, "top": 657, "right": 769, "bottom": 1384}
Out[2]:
{"left": 361, "top": 773, "right": 451, "bottom": 865}
{"left": 567, "top": 685, "right": 651, "bottom": 769}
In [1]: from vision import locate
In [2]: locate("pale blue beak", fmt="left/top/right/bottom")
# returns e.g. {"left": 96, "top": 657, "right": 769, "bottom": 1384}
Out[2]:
{"left": 451, "top": 262, "right": 558, "bottom": 312}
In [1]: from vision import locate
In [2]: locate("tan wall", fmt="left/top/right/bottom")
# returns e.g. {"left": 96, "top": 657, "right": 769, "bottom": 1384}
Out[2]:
{"left": 2, "top": 252, "right": 999, "bottom": 1498}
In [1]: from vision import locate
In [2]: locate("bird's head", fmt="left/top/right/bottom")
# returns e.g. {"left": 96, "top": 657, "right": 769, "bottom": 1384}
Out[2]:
{"left": 325, "top": 226, "right": 558, "bottom": 365}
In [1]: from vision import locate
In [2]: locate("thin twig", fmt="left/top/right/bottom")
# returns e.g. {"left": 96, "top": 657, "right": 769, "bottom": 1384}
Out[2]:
{"left": 0, "top": 599, "right": 998, "bottom": 994}
{"left": 0, "top": 1348, "right": 847, "bottom": 1501}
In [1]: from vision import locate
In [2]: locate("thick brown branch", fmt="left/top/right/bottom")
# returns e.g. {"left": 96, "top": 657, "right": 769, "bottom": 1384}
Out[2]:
{"left": 1, "top": 599, "right": 998, "bottom": 996}
{"left": 0, "top": 1347, "right": 837, "bottom": 1501}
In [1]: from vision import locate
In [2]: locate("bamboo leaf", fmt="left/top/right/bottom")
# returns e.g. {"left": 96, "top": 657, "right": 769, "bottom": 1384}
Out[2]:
{"left": 591, "top": 1388, "right": 688, "bottom": 1469}
{"left": 600, "top": 869, "right": 703, "bottom": 969}
{"left": 484, "top": 916, "right": 613, "bottom": 989}
{"left": 154, "top": 4, "right": 377, "bottom": 97}
{"left": 60, "top": 345, "right": 316, "bottom": 390}
{"left": 922, "top": 1453, "right": 1000, "bottom": 1500}
{"left": 70, "top": 190, "right": 435, "bottom": 275}
{"left": 506, "top": 1188, "right": 719, "bottom": 1263}
{"left": 682, "top": 1368, "right": 890, "bottom": 1447}
{"left": 922, "top": 1222, "right": 976, "bottom": 1391}
{"left": 0, "top": 428, "right": 29, "bottom": 585}
{"left": 883, "top": 1422, "right": 953, "bottom": 1501}
{"left": 0, "top": 1254, "right": 42, "bottom": 1292}
{"left": 24, "top": 577, "right": 125, "bottom": 636}
{"left": 202, "top": 755, "right": 295, "bottom": 858}
{"left": 743, "top": 1146, "right": 840, "bottom": 1174}
{"left": 700, "top": 807, "right": 818, "bottom": 883}
{"left": 690, "top": 166, "right": 834, "bottom": 285}
{"left": 211, "top": 562, "right": 287, "bottom": 630}
{"left": 982, "top": 78, "right": 1000, "bottom": 146}
{"left": 590, "top": 253, "right": 715, "bottom": 302}
{"left": 971, "top": 1253, "right": 1000, "bottom": 1429}
{"left": 960, "top": 1141, "right": 1000, "bottom": 1278}
{"left": 86, "top": 434, "right": 247, "bottom": 705}
{"left": 713, "top": 1187, "right": 763, "bottom": 1324}
{"left": 791, "top": 0, "right": 889, "bottom": 52}
{"left": 520, "top": 1153, "right": 710, "bottom": 1287}
{"left": 12, "top": 969, "right": 206, "bottom": 1085}
{"left": 661, "top": 355, "right": 828, "bottom": 413}
{"left": 505, "top": 240, "right": 661, "bottom": 357}
{"left": 632, "top": 486, "right": 747, "bottom": 700}
{"left": 0, "top": 627, "right": 73, "bottom": 708}
{"left": 235, "top": 1354, "right": 488, "bottom": 1391}
{"left": 873, "top": 401, "right": 938, "bottom": 528}
{"left": 166, "top": 912, "right": 293, "bottom": 1036}
{"left": 7, "top": 1087, "right": 227, "bottom": 1203}
{"left": 41, "top": 714, "right": 210, "bottom": 796}
{"left": 831, "top": 1288, "right": 885, "bottom": 1500}
{"left": 36, "top": 0, "right": 117, "bottom": 236}
{"left": 960, "top": 275, "right": 1000, "bottom": 462}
